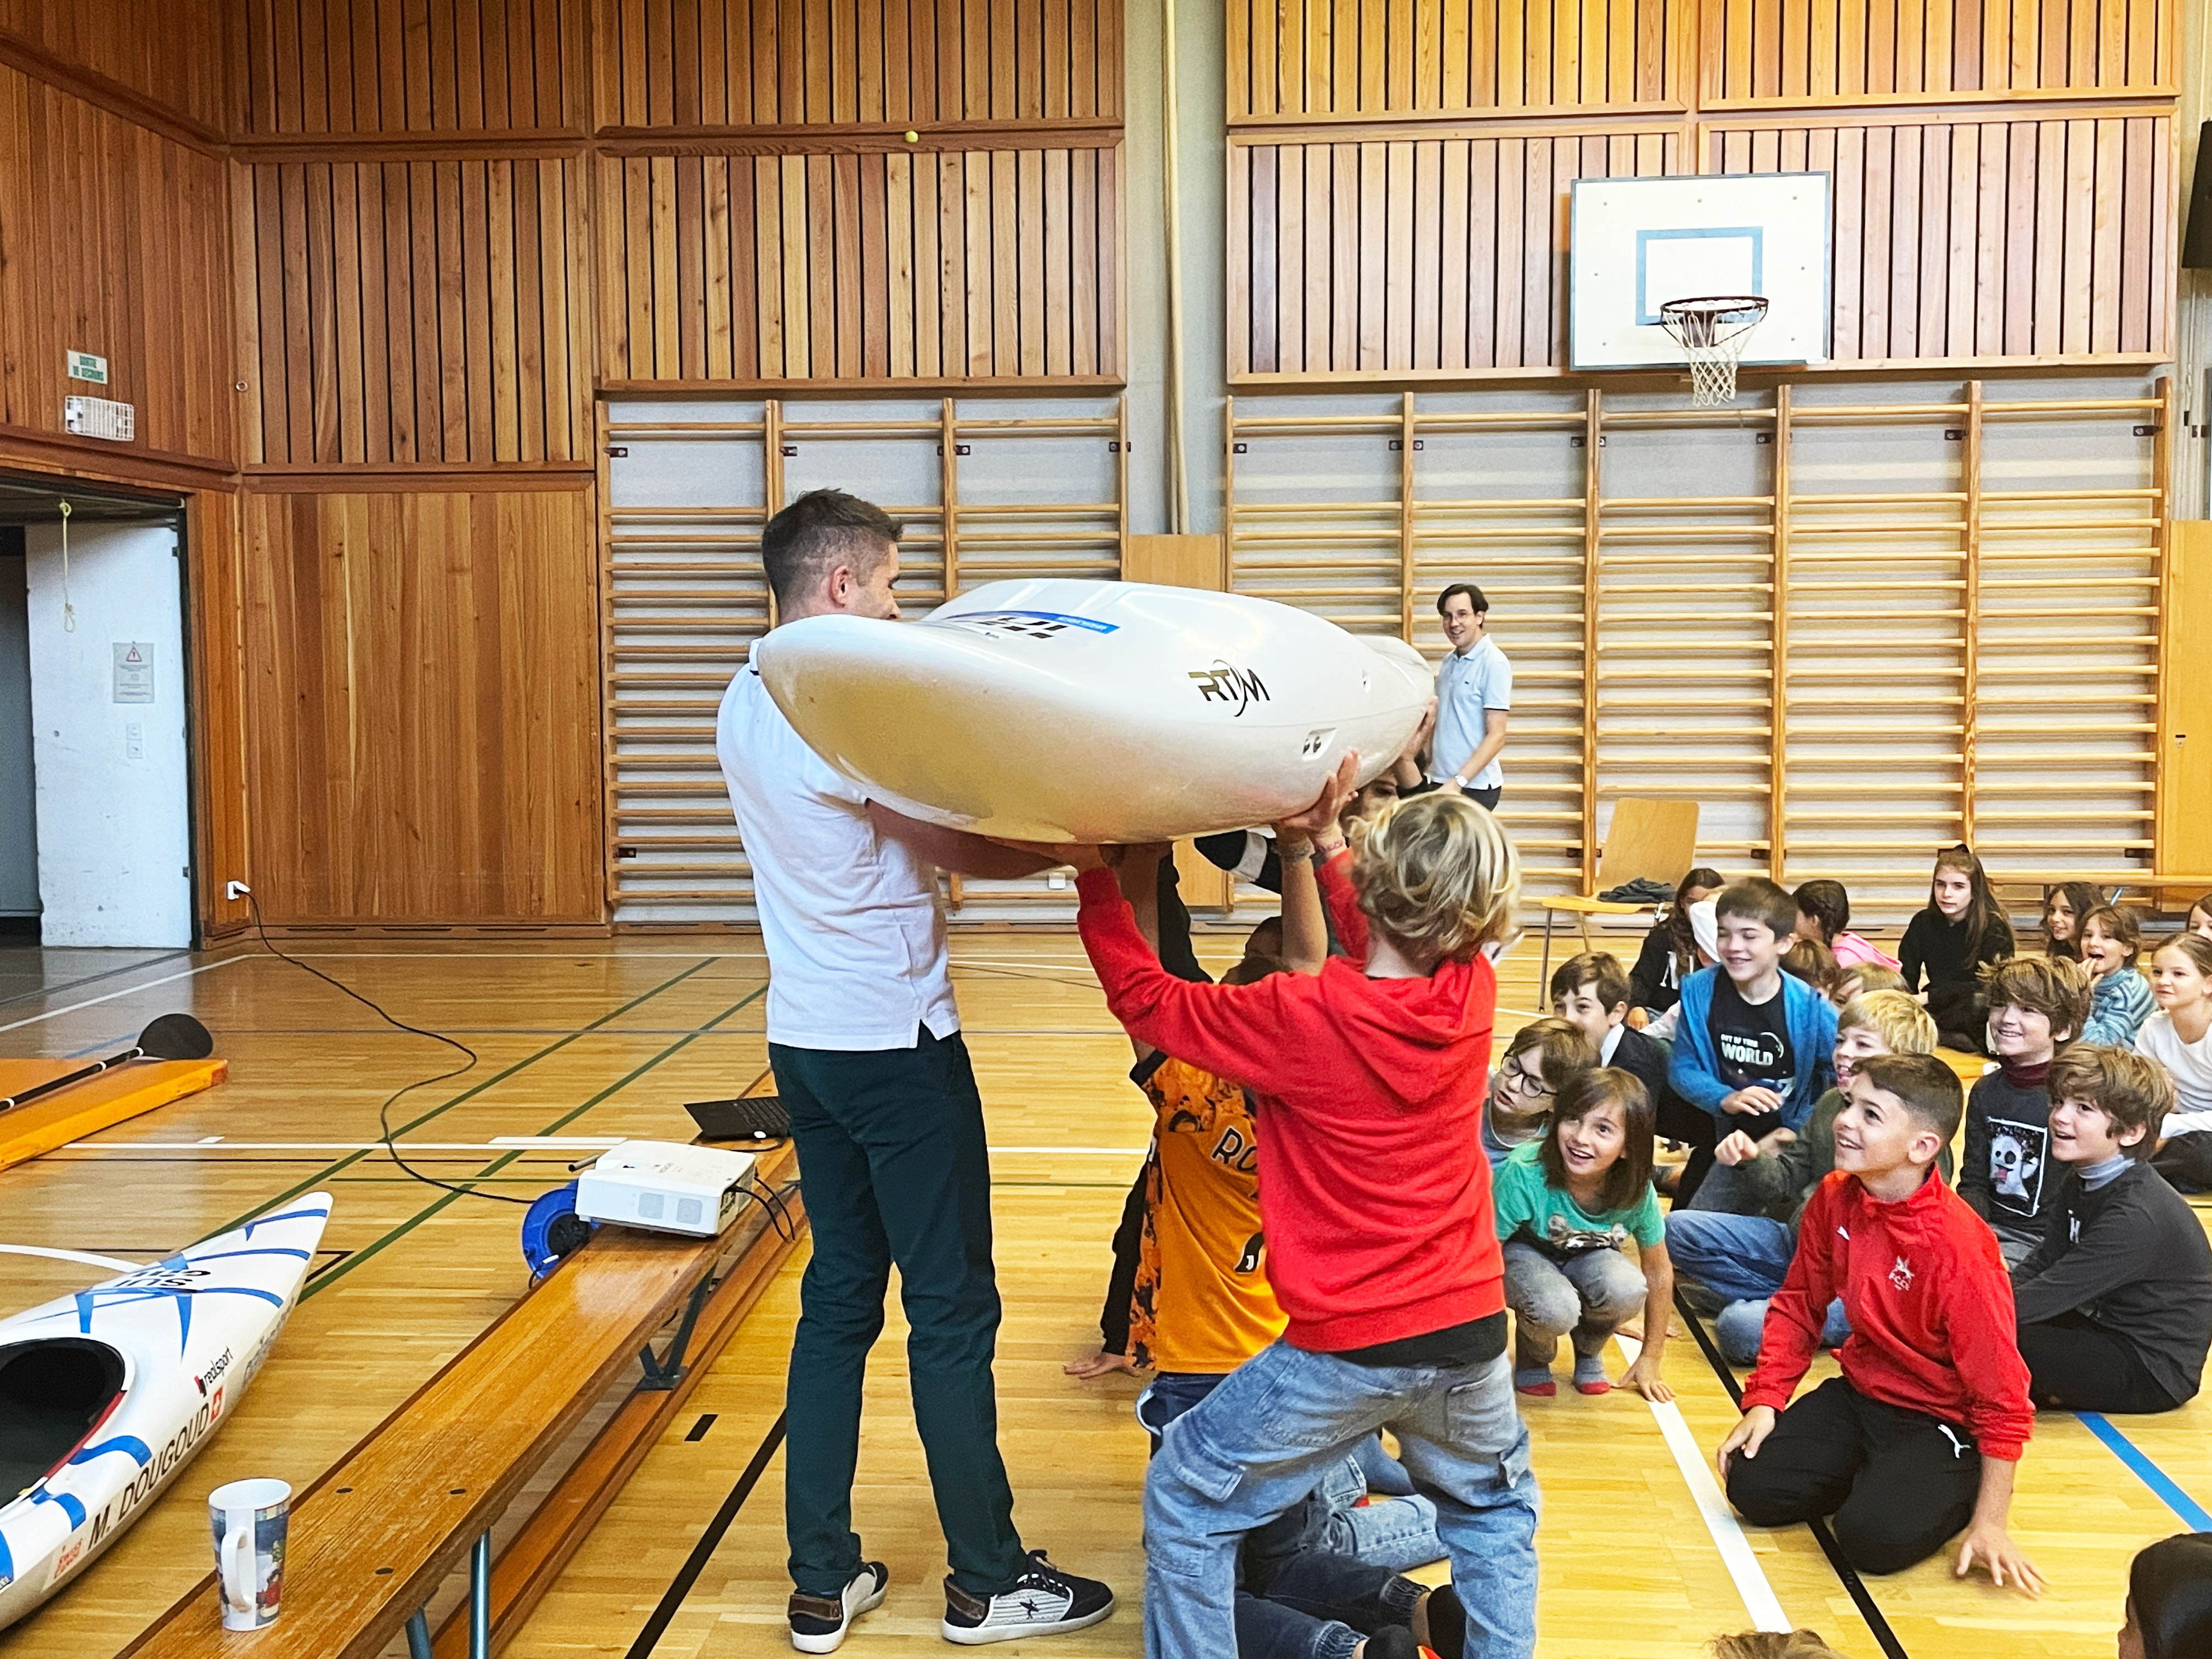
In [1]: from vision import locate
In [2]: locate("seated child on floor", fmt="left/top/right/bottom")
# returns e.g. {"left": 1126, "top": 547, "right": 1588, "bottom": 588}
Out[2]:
{"left": 1782, "top": 937, "right": 1847, "bottom": 1009}
{"left": 1959, "top": 955, "right": 2092, "bottom": 1265}
{"left": 2079, "top": 905, "right": 2155, "bottom": 1047}
{"left": 1494, "top": 1068, "right": 1673, "bottom": 1401}
{"left": 1481, "top": 1015, "right": 1596, "bottom": 1169}
{"left": 2123, "top": 1532, "right": 2212, "bottom": 1659}
{"left": 1793, "top": 878, "right": 1899, "bottom": 971}
{"left": 1667, "top": 990, "right": 1938, "bottom": 1368}
{"left": 2138, "top": 932, "right": 2212, "bottom": 1193}
{"left": 1639, "top": 896, "right": 1719, "bottom": 1042}
{"left": 1548, "top": 951, "right": 1668, "bottom": 1107}
{"left": 2193, "top": 895, "right": 2212, "bottom": 939}
{"left": 1900, "top": 844, "right": 2016, "bottom": 1052}
{"left": 1065, "top": 772, "right": 1542, "bottom": 1659}
{"left": 2011, "top": 1045, "right": 2212, "bottom": 1415}
{"left": 2041, "top": 881, "right": 2105, "bottom": 963}
{"left": 1628, "top": 866, "right": 1726, "bottom": 1026}
{"left": 1717, "top": 1054, "right": 2040, "bottom": 1588}
{"left": 1667, "top": 877, "right": 1839, "bottom": 1206}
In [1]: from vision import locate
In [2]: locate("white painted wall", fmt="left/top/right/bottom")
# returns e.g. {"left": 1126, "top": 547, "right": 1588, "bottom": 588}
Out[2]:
{"left": 23, "top": 521, "right": 192, "bottom": 947}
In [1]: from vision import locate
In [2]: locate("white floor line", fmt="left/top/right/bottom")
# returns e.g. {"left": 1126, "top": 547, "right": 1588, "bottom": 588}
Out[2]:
{"left": 1613, "top": 1334, "right": 1792, "bottom": 1634}
{"left": 0, "top": 956, "right": 252, "bottom": 1034}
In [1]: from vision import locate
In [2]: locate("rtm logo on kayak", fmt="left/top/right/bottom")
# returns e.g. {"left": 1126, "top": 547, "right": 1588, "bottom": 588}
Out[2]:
{"left": 83, "top": 1397, "right": 221, "bottom": 1548}
{"left": 1189, "top": 662, "right": 1269, "bottom": 716}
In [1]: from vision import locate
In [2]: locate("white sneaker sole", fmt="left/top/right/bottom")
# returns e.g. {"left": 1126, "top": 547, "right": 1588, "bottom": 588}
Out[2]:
{"left": 791, "top": 1575, "right": 889, "bottom": 1654}
{"left": 940, "top": 1597, "right": 1114, "bottom": 1645}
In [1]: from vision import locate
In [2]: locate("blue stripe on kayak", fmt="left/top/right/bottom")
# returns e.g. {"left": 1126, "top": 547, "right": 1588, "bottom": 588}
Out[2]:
{"left": 0, "top": 1528, "right": 12, "bottom": 1583}
{"left": 2078, "top": 1412, "right": 2212, "bottom": 1530}
{"left": 31, "top": 1490, "right": 85, "bottom": 1528}
{"left": 190, "top": 1248, "right": 311, "bottom": 1262}
{"left": 68, "top": 1436, "right": 151, "bottom": 1468}
{"left": 242, "top": 1205, "right": 330, "bottom": 1238}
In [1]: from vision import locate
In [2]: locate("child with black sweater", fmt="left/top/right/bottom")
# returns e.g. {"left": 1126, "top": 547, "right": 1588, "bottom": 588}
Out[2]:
{"left": 1548, "top": 951, "right": 1669, "bottom": 1108}
{"left": 1717, "top": 1054, "right": 2040, "bottom": 1588}
{"left": 1959, "top": 956, "right": 2092, "bottom": 1265}
{"left": 2012, "top": 1045, "right": 2212, "bottom": 1415}
{"left": 1900, "top": 845, "right": 2016, "bottom": 1050}
{"left": 1627, "top": 866, "right": 1725, "bottom": 1025}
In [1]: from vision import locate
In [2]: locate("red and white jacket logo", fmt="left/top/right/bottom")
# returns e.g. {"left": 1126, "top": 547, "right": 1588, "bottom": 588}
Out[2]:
{"left": 1889, "top": 1255, "right": 1914, "bottom": 1291}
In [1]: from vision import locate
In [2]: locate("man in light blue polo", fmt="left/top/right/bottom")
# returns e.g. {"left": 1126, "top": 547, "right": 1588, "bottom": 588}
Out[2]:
{"left": 1429, "top": 582, "right": 1511, "bottom": 810}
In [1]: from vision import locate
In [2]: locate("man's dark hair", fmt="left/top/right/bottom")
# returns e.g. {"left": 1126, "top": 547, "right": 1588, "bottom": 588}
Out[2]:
{"left": 1436, "top": 582, "right": 1487, "bottom": 617}
{"left": 761, "top": 488, "right": 902, "bottom": 609}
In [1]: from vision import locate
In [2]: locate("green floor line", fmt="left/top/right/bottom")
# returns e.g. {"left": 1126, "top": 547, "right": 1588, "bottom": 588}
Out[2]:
{"left": 302, "top": 984, "right": 768, "bottom": 1299}
{"left": 201, "top": 955, "right": 730, "bottom": 1242}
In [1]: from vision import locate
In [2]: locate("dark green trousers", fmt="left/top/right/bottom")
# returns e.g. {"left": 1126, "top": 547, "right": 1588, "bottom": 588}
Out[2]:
{"left": 771, "top": 1027, "right": 1026, "bottom": 1598}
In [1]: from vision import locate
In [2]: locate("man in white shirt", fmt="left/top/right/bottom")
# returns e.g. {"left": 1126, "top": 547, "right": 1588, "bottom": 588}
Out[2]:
{"left": 716, "top": 489, "right": 1114, "bottom": 1652}
{"left": 1427, "top": 583, "right": 1511, "bottom": 810}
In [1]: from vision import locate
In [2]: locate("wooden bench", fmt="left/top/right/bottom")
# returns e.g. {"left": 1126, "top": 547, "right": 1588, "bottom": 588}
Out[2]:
{"left": 120, "top": 1138, "right": 804, "bottom": 1659}
{"left": 0, "top": 1057, "right": 227, "bottom": 1175}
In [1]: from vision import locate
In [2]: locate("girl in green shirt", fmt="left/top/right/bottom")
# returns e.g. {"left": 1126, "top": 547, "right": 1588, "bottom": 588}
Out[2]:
{"left": 1495, "top": 1067, "right": 1675, "bottom": 1400}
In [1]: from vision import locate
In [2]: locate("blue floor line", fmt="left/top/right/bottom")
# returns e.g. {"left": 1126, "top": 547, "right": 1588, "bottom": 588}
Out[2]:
{"left": 2077, "top": 1411, "right": 2212, "bottom": 1530}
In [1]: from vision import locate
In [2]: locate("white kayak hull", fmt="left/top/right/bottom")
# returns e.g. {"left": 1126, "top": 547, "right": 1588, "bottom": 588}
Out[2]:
{"left": 753, "top": 579, "right": 1435, "bottom": 843}
{"left": 0, "top": 1195, "right": 329, "bottom": 1629}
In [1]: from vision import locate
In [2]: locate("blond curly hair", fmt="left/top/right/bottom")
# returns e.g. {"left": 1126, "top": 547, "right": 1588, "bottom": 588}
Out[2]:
{"left": 1709, "top": 1632, "right": 1851, "bottom": 1659}
{"left": 1348, "top": 791, "right": 1520, "bottom": 963}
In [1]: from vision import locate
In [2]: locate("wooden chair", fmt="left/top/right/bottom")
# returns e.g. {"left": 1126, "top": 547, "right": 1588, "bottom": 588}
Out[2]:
{"left": 1536, "top": 799, "right": 1703, "bottom": 989}
{"left": 120, "top": 1140, "right": 805, "bottom": 1659}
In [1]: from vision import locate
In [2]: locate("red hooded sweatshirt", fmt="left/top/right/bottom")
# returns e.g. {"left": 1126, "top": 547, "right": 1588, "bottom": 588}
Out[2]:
{"left": 1074, "top": 854, "right": 1503, "bottom": 1353}
{"left": 1742, "top": 1167, "right": 2035, "bottom": 1462}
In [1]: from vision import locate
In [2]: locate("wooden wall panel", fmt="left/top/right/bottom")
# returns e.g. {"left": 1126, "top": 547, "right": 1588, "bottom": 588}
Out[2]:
{"left": 596, "top": 0, "right": 1124, "bottom": 128}
{"left": 238, "top": 155, "right": 591, "bottom": 464}
{"left": 1231, "top": 0, "right": 1680, "bottom": 121}
{"left": 241, "top": 484, "right": 604, "bottom": 924}
{"left": 0, "top": 65, "right": 238, "bottom": 467}
{"left": 1713, "top": 113, "right": 2170, "bottom": 359}
{"left": 0, "top": 0, "right": 232, "bottom": 132}
{"left": 238, "top": 0, "right": 586, "bottom": 133}
{"left": 1702, "top": 0, "right": 2171, "bottom": 104}
{"left": 1231, "top": 0, "right": 2175, "bottom": 382}
{"left": 1233, "top": 129, "right": 1683, "bottom": 375}
{"left": 187, "top": 489, "right": 256, "bottom": 937}
{"left": 598, "top": 144, "right": 1120, "bottom": 383}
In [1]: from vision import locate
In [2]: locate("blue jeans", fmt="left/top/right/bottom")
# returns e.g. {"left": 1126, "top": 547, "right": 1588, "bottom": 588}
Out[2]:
{"left": 1143, "top": 1339, "right": 1538, "bottom": 1659}
{"left": 1234, "top": 1549, "right": 1424, "bottom": 1659}
{"left": 1142, "top": 1376, "right": 1446, "bottom": 1575}
{"left": 1665, "top": 1210, "right": 1850, "bottom": 1368}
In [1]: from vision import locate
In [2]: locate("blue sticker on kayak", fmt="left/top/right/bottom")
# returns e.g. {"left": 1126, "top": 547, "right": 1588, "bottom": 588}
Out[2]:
{"left": 935, "top": 610, "right": 1119, "bottom": 639}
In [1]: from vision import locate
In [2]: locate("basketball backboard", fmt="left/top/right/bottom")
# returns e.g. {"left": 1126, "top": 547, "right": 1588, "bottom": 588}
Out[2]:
{"left": 1569, "top": 173, "right": 1832, "bottom": 371}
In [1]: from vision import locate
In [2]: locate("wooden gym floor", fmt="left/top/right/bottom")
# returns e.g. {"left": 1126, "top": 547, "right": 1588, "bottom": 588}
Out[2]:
{"left": 0, "top": 928, "right": 2200, "bottom": 1658}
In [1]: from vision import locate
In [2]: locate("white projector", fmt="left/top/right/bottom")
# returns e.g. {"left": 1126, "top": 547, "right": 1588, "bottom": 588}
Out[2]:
{"left": 575, "top": 1140, "right": 758, "bottom": 1238}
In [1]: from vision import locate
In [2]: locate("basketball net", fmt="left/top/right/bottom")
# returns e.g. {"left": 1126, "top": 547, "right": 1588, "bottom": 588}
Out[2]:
{"left": 1658, "top": 297, "right": 1768, "bottom": 408}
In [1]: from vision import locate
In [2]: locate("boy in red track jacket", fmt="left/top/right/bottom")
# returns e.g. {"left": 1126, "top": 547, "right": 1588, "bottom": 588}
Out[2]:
{"left": 1052, "top": 764, "right": 1539, "bottom": 1659}
{"left": 1717, "top": 1053, "right": 2042, "bottom": 1590}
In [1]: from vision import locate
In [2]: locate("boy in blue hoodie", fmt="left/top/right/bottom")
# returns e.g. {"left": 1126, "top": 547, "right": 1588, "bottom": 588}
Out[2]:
{"left": 1668, "top": 877, "right": 1838, "bottom": 1203}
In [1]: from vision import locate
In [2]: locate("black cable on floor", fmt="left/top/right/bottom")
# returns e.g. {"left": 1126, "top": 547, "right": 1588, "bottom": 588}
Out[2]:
{"left": 625, "top": 1410, "right": 788, "bottom": 1658}
{"left": 1673, "top": 1289, "right": 1913, "bottom": 1659}
{"left": 242, "top": 891, "right": 536, "bottom": 1205}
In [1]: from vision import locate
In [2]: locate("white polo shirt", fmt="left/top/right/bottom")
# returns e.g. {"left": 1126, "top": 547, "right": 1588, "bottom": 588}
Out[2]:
{"left": 1431, "top": 633, "right": 1512, "bottom": 791}
{"left": 715, "top": 664, "right": 960, "bottom": 1051}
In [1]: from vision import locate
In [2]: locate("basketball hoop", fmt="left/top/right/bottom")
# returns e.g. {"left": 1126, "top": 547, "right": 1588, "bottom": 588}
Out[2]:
{"left": 1658, "top": 296, "right": 1769, "bottom": 407}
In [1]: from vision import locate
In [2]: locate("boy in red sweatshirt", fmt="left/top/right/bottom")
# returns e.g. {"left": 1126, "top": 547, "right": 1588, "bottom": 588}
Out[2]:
{"left": 1716, "top": 1053, "right": 2042, "bottom": 1589}
{"left": 1054, "top": 766, "right": 1537, "bottom": 1659}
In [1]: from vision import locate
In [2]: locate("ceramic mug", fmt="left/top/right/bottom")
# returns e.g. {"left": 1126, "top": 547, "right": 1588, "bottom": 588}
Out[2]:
{"left": 208, "top": 1477, "right": 290, "bottom": 1631}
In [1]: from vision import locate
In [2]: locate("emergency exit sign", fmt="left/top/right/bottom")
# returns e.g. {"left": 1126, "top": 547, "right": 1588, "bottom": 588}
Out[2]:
{"left": 66, "top": 349, "right": 107, "bottom": 384}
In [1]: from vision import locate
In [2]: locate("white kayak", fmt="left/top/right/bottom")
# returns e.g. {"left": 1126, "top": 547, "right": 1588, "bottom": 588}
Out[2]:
{"left": 753, "top": 579, "right": 1435, "bottom": 842}
{"left": 0, "top": 1195, "right": 329, "bottom": 1629}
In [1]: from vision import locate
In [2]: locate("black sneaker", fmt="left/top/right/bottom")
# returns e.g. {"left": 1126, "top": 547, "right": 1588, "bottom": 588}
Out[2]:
{"left": 789, "top": 1562, "right": 889, "bottom": 1654}
{"left": 940, "top": 1550, "right": 1114, "bottom": 1645}
{"left": 1364, "top": 1630, "right": 1421, "bottom": 1659}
